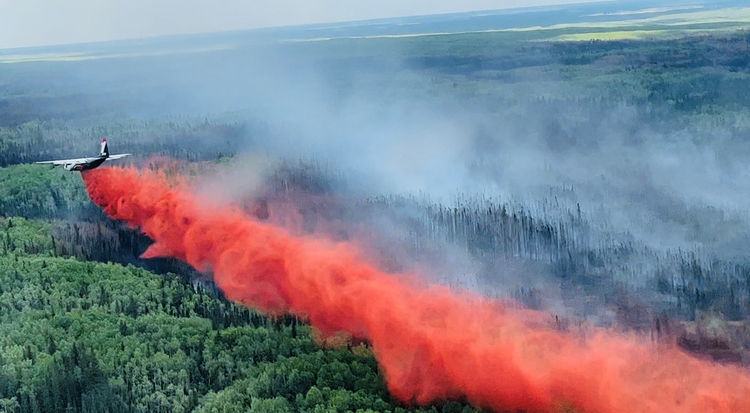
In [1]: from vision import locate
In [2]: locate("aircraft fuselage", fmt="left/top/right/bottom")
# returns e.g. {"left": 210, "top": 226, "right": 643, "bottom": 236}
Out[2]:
{"left": 34, "top": 138, "right": 130, "bottom": 171}
{"left": 64, "top": 156, "right": 107, "bottom": 171}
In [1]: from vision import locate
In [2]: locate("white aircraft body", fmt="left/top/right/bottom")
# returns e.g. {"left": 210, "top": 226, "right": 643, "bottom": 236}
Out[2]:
{"left": 35, "top": 138, "right": 130, "bottom": 171}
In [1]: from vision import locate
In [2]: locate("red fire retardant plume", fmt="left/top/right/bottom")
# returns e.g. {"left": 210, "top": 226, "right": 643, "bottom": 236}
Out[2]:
{"left": 83, "top": 167, "right": 750, "bottom": 413}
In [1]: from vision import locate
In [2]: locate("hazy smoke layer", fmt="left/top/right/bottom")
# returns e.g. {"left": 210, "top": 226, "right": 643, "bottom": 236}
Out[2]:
{"left": 82, "top": 166, "right": 750, "bottom": 413}
{"left": 155, "top": 48, "right": 750, "bottom": 258}
{"left": 61, "top": 46, "right": 750, "bottom": 258}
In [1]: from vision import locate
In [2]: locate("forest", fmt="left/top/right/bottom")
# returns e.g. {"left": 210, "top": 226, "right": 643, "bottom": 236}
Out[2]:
{"left": 2, "top": 7, "right": 750, "bottom": 413}
{"left": 0, "top": 217, "right": 467, "bottom": 413}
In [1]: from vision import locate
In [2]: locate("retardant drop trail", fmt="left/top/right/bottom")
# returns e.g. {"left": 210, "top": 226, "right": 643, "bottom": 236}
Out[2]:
{"left": 83, "top": 166, "right": 750, "bottom": 413}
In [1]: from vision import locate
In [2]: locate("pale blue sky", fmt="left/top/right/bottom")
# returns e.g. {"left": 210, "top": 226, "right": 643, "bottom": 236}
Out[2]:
{"left": 0, "top": 0, "right": 610, "bottom": 49}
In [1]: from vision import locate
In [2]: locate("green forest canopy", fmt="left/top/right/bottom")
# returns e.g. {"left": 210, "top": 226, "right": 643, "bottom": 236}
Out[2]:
{"left": 0, "top": 217, "right": 480, "bottom": 413}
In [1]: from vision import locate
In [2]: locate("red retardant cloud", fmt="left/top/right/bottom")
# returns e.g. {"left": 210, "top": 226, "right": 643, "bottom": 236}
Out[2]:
{"left": 83, "top": 166, "right": 750, "bottom": 413}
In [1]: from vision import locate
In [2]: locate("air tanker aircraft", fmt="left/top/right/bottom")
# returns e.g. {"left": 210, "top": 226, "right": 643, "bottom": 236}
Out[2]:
{"left": 35, "top": 138, "right": 130, "bottom": 171}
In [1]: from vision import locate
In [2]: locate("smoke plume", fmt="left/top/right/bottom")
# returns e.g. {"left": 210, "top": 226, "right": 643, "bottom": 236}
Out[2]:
{"left": 82, "top": 166, "right": 750, "bottom": 413}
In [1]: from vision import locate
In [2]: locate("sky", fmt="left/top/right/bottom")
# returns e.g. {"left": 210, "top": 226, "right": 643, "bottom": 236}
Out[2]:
{"left": 0, "top": 0, "right": 610, "bottom": 49}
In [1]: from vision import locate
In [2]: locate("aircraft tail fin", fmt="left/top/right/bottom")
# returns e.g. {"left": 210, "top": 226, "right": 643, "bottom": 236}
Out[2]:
{"left": 100, "top": 138, "right": 109, "bottom": 157}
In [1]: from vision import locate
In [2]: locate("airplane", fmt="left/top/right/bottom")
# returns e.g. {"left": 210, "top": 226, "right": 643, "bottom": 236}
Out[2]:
{"left": 34, "top": 138, "right": 130, "bottom": 171}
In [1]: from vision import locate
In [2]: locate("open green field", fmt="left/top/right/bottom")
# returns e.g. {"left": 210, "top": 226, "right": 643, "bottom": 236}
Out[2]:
{"left": 2, "top": 3, "right": 749, "bottom": 64}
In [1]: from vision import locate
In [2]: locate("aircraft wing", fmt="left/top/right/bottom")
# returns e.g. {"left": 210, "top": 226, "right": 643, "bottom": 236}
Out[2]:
{"left": 34, "top": 157, "right": 95, "bottom": 165}
{"left": 105, "top": 153, "right": 130, "bottom": 160}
